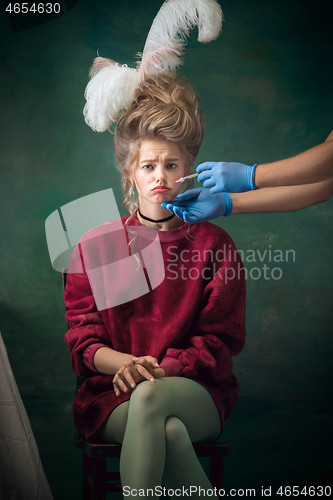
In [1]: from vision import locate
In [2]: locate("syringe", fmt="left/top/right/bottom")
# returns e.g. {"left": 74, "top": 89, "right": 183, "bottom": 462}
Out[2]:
{"left": 174, "top": 172, "right": 199, "bottom": 183}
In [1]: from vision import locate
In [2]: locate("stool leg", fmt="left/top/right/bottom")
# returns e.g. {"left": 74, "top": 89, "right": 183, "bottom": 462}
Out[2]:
{"left": 210, "top": 456, "right": 223, "bottom": 490}
{"left": 82, "top": 452, "right": 93, "bottom": 500}
{"left": 92, "top": 457, "right": 107, "bottom": 500}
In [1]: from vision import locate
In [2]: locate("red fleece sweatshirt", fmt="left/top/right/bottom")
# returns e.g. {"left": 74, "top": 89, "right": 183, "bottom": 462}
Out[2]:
{"left": 64, "top": 214, "right": 246, "bottom": 440}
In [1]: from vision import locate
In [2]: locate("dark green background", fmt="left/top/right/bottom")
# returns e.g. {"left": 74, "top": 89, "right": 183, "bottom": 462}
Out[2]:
{"left": 1, "top": 0, "right": 332, "bottom": 498}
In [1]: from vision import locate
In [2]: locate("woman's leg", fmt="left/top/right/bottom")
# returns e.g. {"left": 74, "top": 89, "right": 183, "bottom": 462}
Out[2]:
{"left": 162, "top": 415, "right": 218, "bottom": 493}
{"left": 101, "top": 377, "right": 221, "bottom": 499}
{"left": 101, "top": 400, "right": 129, "bottom": 444}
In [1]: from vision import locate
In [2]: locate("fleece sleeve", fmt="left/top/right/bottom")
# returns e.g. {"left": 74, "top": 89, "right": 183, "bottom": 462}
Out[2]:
{"left": 64, "top": 267, "right": 110, "bottom": 379}
{"left": 160, "top": 243, "right": 245, "bottom": 383}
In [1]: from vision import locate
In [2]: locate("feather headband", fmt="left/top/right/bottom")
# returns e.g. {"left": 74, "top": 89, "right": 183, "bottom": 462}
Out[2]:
{"left": 83, "top": 0, "right": 223, "bottom": 132}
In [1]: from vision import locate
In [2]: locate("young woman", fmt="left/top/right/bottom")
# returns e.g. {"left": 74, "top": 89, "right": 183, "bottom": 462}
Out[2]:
{"left": 64, "top": 72, "right": 246, "bottom": 497}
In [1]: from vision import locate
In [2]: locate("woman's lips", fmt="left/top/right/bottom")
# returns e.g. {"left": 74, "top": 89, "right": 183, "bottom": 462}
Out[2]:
{"left": 151, "top": 186, "right": 171, "bottom": 193}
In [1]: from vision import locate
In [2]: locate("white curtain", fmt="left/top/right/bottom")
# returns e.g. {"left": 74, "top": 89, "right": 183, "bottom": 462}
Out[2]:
{"left": 0, "top": 332, "right": 53, "bottom": 500}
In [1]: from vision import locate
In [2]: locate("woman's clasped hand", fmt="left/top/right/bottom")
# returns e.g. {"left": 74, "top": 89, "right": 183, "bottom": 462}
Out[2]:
{"left": 112, "top": 356, "right": 166, "bottom": 396}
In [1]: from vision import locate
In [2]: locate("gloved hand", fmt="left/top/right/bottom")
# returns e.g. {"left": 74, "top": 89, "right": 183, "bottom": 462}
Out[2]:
{"left": 196, "top": 161, "right": 258, "bottom": 193}
{"left": 161, "top": 187, "right": 232, "bottom": 223}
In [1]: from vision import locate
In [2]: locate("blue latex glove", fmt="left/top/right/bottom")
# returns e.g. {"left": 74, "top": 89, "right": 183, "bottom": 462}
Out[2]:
{"left": 196, "top": 161, "right": 258, "bottom": 193}
{"left": 161, "top": 187, "right": 232, "bottom": 223}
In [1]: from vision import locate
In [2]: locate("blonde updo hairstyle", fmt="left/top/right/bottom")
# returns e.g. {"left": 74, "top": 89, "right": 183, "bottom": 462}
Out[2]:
{"left": 114, "top": 72, "right": 205, "bottom": 214}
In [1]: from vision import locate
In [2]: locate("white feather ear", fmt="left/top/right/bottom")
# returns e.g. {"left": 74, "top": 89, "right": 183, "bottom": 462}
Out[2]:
{"left": 139, "top": 0, "right": 223, "bottom": 76}
{"left": 83, "top": 0, "right": 223, "bottom": 132}
{"left": 83, "top": 64, "right": 140, "bottom": 132}
{"left": 89, "top": 56, "right": 121, "bottom": 77}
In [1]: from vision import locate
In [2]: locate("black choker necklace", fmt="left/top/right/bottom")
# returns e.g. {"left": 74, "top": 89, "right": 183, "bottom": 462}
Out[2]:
{"left": 138, "top": 209, "right": 175, "bottom": 224}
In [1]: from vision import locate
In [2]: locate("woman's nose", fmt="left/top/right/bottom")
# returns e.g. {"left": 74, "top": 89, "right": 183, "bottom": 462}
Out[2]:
{"left": 154, "top": 165, "right": 166, "bottom": 182}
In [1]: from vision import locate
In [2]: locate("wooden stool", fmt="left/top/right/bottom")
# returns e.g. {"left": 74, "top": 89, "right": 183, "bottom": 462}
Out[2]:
{"left": 77, "top": 438, "right": 230, "bottom": 500}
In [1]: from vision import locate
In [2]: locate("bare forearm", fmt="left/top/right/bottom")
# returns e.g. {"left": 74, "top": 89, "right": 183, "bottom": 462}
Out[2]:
{"left": 93, "top": 346, "right": 133, "bottom": 375}
{"left": 255, "top": 136, "right": 333, "bottom": 188}
{"left": 231, "top": 179, "right": 333, "bottom": 214}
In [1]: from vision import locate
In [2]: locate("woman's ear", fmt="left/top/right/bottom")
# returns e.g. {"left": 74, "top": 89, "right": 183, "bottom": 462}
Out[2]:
{"left": 130, "top": 174, "right": 137, "bottom": 191}
{"left": 128, "top": 167, "right": 137, "bottom": 194}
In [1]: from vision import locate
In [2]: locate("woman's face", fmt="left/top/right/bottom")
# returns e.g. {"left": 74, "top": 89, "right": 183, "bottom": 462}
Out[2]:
{"left": 133, "top": 138, "right": 188, "bottom": 207}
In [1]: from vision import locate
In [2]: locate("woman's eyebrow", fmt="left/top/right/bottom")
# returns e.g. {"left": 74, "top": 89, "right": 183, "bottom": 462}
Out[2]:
{"left": 140, "top": 157, "right": 180, "bottom": 164}
{"left": 140, "top": 159, "right": 156, "bottom": 164}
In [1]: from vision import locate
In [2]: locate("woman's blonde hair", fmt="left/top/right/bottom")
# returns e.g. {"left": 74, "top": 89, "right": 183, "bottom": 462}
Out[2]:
{"left": 114, "top": 72, "right": 205, "bottom": 213}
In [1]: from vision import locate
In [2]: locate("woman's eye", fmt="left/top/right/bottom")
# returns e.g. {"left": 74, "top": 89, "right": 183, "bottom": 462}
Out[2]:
{"left": 167, "top": 163, "right": 177, "bottom": 169}
{"left": 143, "top": 164, "right": 153, "bottom": 170}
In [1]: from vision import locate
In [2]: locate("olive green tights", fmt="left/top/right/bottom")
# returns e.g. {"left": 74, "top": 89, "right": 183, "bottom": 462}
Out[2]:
{"left": 101, "top": 377, "right": 221, "bottom": 499}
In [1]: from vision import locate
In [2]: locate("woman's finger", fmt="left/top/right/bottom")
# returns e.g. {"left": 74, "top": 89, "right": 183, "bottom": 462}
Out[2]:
{"left": 113, "top": 377, "right": 123, "bottom": 396}
{"left": 121, "top": 365, "right": 137, "bottom": 389}
{"left": 113, "top": 366, "right": 133, "bottom": 393}
{"left": 134, "top": 363, "right": 156, "bottom": 382}
{"left": 115, "top": 376, "right": 130, "bottom": 393}
{"left": 141, "top": 355, "right": 159, "bottom": 366}
{"left": 133, "top": 356, "right": 158, "bottom": 370}
{"left": 147, "top": 356, "right": 159, "bottom": 367}
{"left": 113, "top": 381, "right": 120, "bottom": 397}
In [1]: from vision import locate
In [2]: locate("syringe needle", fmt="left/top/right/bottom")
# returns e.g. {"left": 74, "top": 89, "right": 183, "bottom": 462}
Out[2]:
{"left": 174, "top": 172, "right": 199, "bottom": 183}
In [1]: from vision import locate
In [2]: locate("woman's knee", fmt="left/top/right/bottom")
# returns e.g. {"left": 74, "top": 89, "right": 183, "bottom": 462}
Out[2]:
{"left": 129, "top": 380, "right": 163, "bottom": 418}
{"left": 165, "top": 417, "right": 193, "bottom": 452}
